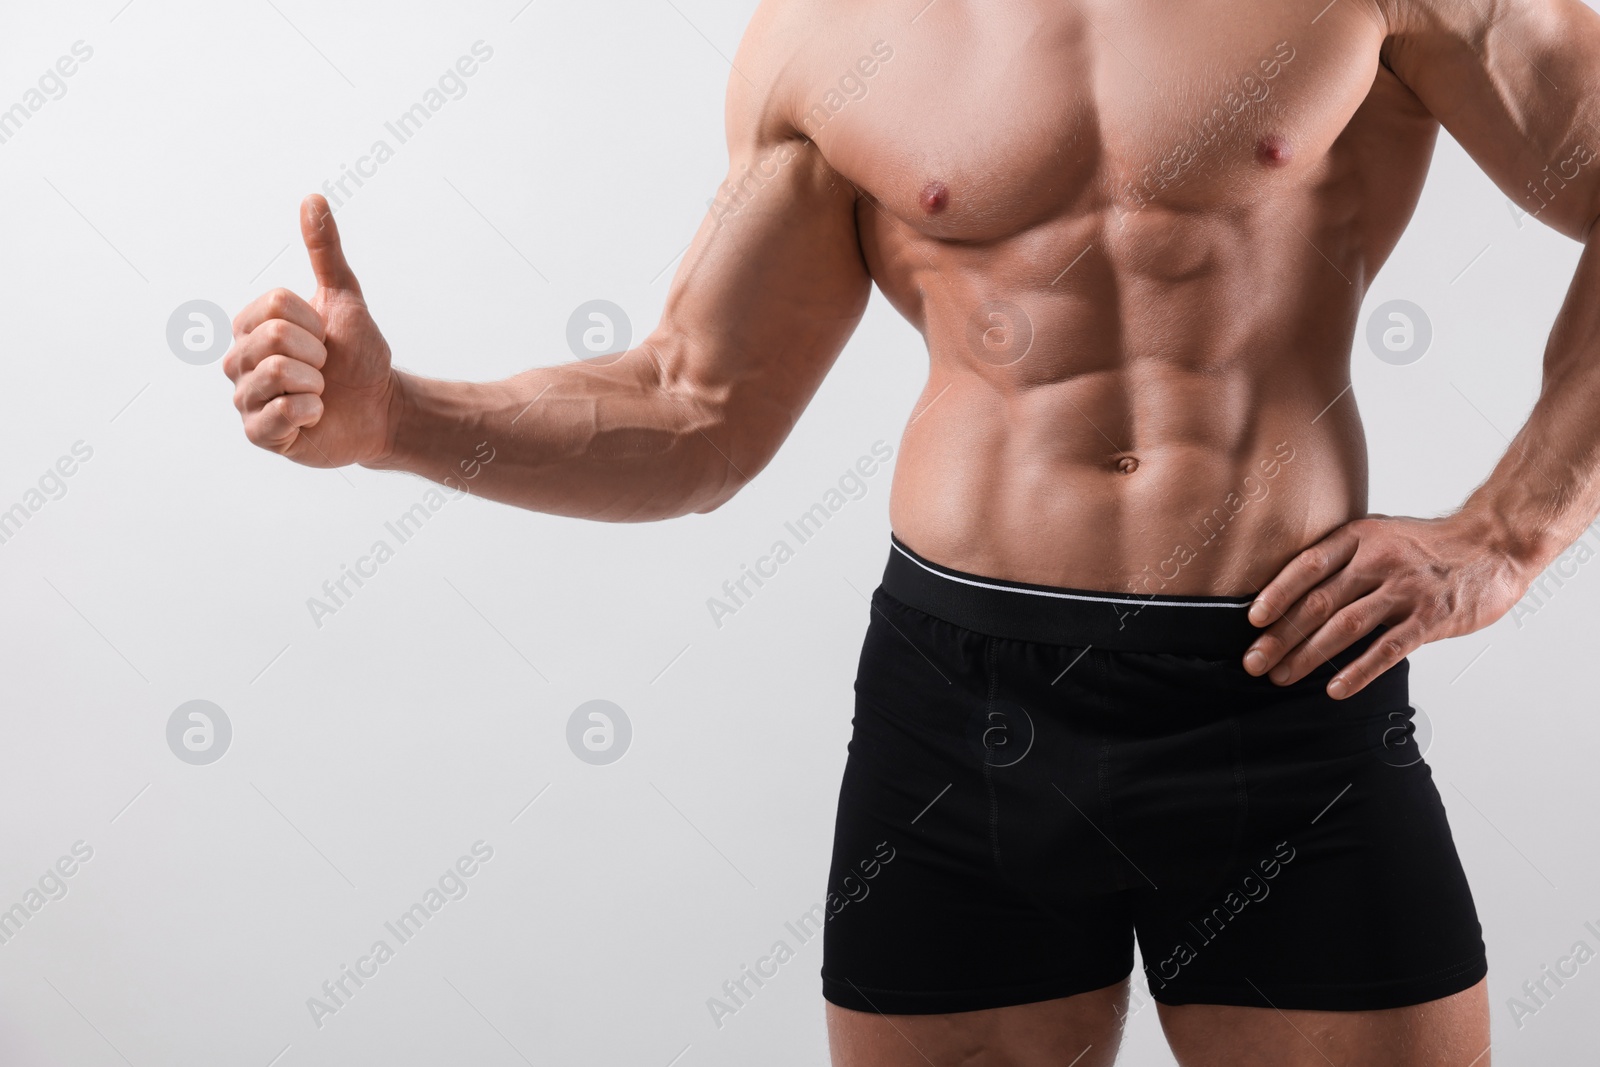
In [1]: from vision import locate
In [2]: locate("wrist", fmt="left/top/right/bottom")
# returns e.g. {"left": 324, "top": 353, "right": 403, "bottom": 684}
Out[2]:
{"left": 1451, "top": 499, "right": 1560, "bottom": 579}
{"left": 360, "top": 369, "right": 411, "bottom": 471}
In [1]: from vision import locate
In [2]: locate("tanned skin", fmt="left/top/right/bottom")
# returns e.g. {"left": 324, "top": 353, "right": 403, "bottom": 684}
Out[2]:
{"left": 223, "top": 0, "right": 1600, "bottom": 1060}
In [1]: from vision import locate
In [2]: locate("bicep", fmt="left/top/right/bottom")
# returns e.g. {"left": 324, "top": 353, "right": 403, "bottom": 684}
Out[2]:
{"left": 1386, "top": 0, "right": 1600, "bottom": 238}
{"left": 651, "top": 135, "right": 870, "bottom": 418}
{"left": 641, "top": 7, "right": 872, "bottom": 486}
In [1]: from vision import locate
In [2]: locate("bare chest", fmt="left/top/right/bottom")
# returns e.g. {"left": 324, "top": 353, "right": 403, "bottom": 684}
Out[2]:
{"left": 802, "top": 0, "right": 1387, "bottom": 241}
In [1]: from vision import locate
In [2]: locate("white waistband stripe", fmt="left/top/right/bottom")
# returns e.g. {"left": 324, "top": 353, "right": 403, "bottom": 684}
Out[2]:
{"left": 891, "top": 542, "right": 1254, "bottom": 609}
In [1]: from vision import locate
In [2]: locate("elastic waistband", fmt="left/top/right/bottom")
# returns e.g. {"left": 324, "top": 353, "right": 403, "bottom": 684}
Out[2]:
{"left": 881, "top": 533, "right": 1263, "bottom": 657}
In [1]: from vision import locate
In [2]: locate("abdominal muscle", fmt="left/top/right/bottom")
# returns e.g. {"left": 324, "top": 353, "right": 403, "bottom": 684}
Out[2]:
{"left": 889, "top": 373, "right": 1368, "bottom": 597}
{"left": 878, "top": 206, "right": 1373, "bottom": 598}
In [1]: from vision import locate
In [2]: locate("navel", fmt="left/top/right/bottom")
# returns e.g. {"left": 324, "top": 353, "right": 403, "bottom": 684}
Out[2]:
{"left": 1116, "top": 456, "right": 1140, "bottom": 475}
{"left": 1256, "top": 135, "right": 1293, "bottom": 167}
{"left": 920, "top": 180, "right": 949, "bottom": 214}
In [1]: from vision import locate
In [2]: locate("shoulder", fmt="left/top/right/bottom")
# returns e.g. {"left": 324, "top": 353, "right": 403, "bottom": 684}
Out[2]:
{"left": 1377, "top": 0, "right": 1567, "bottom": 52}
{"left": 725, "top": 0, "right": 884, "bottom": 148}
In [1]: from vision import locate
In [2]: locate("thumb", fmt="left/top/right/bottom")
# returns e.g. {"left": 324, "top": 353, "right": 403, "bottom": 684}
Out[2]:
{"left": 300, "top": 194, "right": 362, "bottom": 293}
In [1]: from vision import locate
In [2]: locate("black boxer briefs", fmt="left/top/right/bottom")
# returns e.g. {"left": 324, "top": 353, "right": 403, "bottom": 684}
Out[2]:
{"left": 819, "top": 534, "right": 1487, "bottom": 1014}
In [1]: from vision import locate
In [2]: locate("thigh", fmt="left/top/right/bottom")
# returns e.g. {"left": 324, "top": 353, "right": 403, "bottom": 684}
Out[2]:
{"left": 1131, "top": 645, "right": 1487, "bottom": 1012}
{"left": 827, "top": 980, "right": 1130, "bottom": 1067}
{"left": 822, "top": 587, "right": 1138, "bottom": 1014}
{"left": 1157, "top": 977, "right": 1491, "bottom": 1067}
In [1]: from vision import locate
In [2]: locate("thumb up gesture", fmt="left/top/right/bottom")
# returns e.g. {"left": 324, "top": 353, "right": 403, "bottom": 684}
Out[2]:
{"left": 223, "top": 195, "right": 399, "bottom": 468}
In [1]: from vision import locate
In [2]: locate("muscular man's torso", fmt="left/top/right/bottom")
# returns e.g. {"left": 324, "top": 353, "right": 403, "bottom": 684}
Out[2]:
{"left": 778, "top": 0, "right": 1438, "bottom": 595}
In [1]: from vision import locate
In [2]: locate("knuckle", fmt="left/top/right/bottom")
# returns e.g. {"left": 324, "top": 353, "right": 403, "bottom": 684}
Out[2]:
{"left": 266, "top": 288, "right": 295, "bottom": 316}
{"left": 1302, "top": 588, "right": 1334, "bottom": 619}
{"left": 1297, "top": 547, "right": 1325, "bottom": 571}
{"left": 263, "top": 352, "right": 291, "bottom": 373}
{"left": 242, "top": 329, "right": 276, "bottom": 366}
{"left": 256, "top": 357, "right": 287, "bottom": 390}
{"left": 1332, "top": 611, "right": 1366, "bottom": 638}
{"left": 1376, "top": 636, "right": 1408, "bottom": 661}
{"left": 255, "top": 397, "right": 286, "bottom": 429}
{"left": 258, "top": 319, "right": 289, "bottom": 349}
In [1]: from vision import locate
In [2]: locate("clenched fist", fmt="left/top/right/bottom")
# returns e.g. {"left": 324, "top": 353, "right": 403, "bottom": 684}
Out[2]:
{"left": 223, "top": 195, "right": 400, "bottom": 467}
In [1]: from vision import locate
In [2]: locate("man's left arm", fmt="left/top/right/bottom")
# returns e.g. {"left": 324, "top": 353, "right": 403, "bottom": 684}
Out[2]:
{"left": 1247, "top": 0, "right": 1600, "bottom": 696}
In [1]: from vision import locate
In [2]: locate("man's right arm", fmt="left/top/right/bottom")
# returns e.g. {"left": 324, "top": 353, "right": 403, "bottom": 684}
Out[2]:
{"left": 225, "top": 5, "right": 871, "bottom": 522}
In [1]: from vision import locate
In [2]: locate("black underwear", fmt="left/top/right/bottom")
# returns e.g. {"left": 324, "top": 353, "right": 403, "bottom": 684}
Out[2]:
{"left": 819, "top": 534, "right": 1487, "bottom": 1014}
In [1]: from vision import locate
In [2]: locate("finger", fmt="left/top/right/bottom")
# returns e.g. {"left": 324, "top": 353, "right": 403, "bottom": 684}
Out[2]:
{"left": 1248, "top": 526, "right": 1361, "bottom": 627}
{"left": 1243, "top": 567, "right": 1381, "bottom": 677}
{"left": 223, "top": 320, "right": 328, "bottom": 381}
{"left": 1266, "top": 592, "right": 1392, "bottom": 687}
{"left": 244, "top": 393, "right": 324, "bottom": 452}
{"left": 234, "top": 355, "right": 326, "bottom": 415}
{"left": 300, "top": 194, "right": 362, "bottom": 293}
{"left": 1326, "top": 623, "right": 1420, "bottom": 700}
{"left": 232, "top": 287, "right": 324, "bottom": 340}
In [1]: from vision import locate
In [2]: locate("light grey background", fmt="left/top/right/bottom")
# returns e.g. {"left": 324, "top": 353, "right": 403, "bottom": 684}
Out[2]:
{"left": 1, "top": 1, "right": 1596, "bottom": 1064}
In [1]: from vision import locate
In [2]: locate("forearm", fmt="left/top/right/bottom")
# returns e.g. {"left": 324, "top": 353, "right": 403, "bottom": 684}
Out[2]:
{"left": 1454, "top": 225, "right": 1600, "bottom": 573}
{"left": 364, "top": 342, "right": 741, "bottom": 521}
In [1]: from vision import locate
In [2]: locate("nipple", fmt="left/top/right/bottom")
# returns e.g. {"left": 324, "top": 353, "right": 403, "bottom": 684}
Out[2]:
{"left": 920, "top": 181, "right": 949, "bottom": 214}
{"left": 1256, "top": 135, "right": 1293, "bottom": 167}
